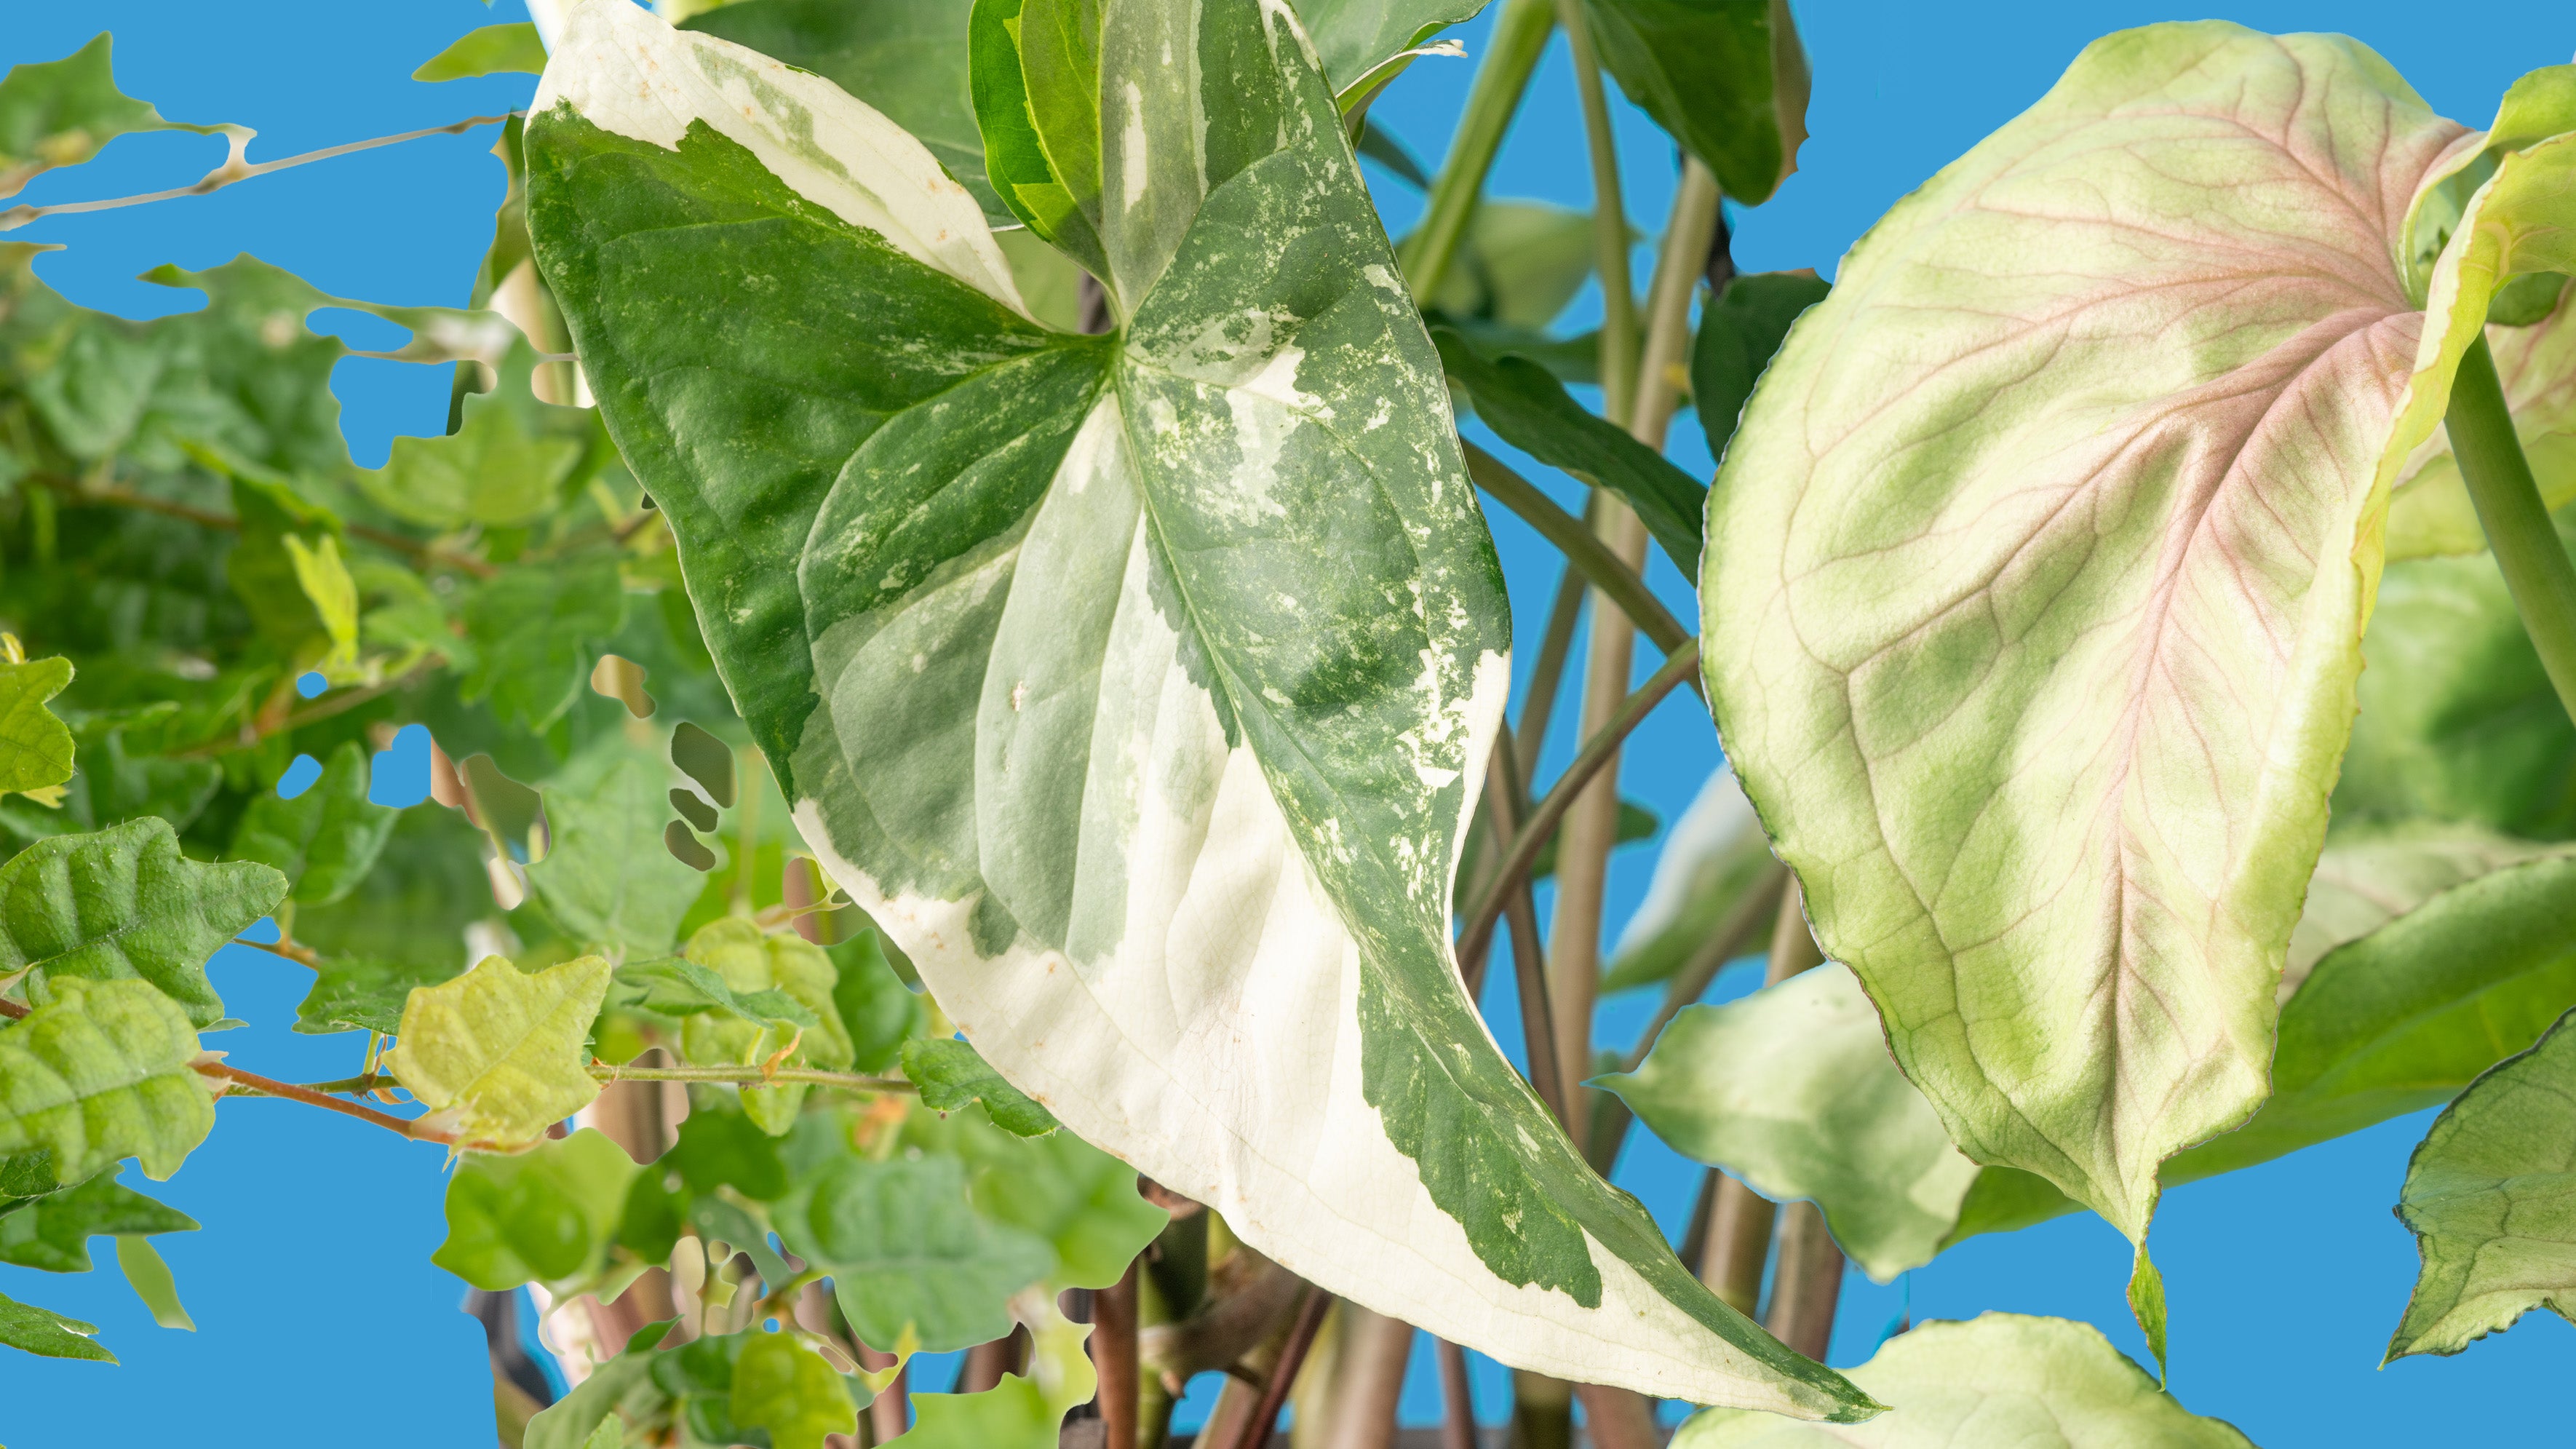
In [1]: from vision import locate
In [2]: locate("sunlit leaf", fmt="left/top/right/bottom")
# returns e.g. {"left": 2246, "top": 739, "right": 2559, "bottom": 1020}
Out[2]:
{"left": 671, "top": 916, "right": 853, "bottom": 1133}
{"left": 776, "top": 1151, "right": 1052, "bottom": 1352}
{"left": 416, "top": 23, "right": 550, "bottom": 83}
{"left": 1704, "top": 24, "right": 2573, "bottom": 1273}
{"left": 0, "top": 1289, "right": 113, "bottom": 1362}
{"left": 1602, "top": 962, "right": 1977, "bottom": 1283}
{"left": 2387, "top": 283, "right": 2576, "bottom": 558}
{"left": 0, "top": 33, "right": 236, "bottom": 200}
{"left": 528, "top": 0, "right": 1866, "bottom": 1413}
{"left": 382, "top": 954, "right": 611, "bottom": 1149}
{"left": 905, "top": 1037, "right": 1059, "bottom": 1137}
{"left": 0, "top": 977, "right": 212, "bottom": 1187}
{"left": 434, "top": 1127, "right": 640, "bottom": 1295}
{"left": 1673, "top": 1313, "right": 2251, "bottom": 1448}
{"left": 226, "top": 741, "right": 400, "bottom": 908}
{"left": 0, "top": 646, "right": 73, "bottom": 801}
{"left": 1586, "top": 0, "right": 1808, "bottom": 205}
{"left": 1603, "top": 766, "right": 1773, "bottom": 995}
{"left": 2, "top": 817, "right": 287, "bottom": 1028}
{"left": 2384, "top": 1005, "right": 2576, "bottom": 1359}
{"left": 0, "top": 1164, "right": 197, "bottom": 1273}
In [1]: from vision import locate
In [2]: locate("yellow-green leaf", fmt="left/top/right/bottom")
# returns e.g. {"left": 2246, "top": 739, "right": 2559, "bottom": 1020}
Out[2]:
{"left": 383, "top": 955, "right": 611, "bottom": 1150}
{"left": 0, "top": 977, "right": 212, "bottom": 1187}
{"left": 0, "top": 641, "right": 73, "bottom": 802}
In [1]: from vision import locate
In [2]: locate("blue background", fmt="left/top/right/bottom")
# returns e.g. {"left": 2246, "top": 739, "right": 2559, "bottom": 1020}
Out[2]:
{"left": 7, "top": 2, "right": 2571, "bottom": 1443}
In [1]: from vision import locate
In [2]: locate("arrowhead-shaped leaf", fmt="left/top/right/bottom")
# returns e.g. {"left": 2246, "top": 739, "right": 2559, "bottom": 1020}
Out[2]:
{"left": 0, "top": 650, "right": 73, "bottom": 799}
{"left": 1704, "top": 23, "right": 2576, "bottom": 1261}
{"left": 382, "top": 954, "right": 611, "bottom": 1150}
{"left": 0, "top": 1164, "right": 196, "bottom": 1273}
{"left": 1674, "top": 1313, "right": 2252, "bottom": 1448}
{"left": 0, "top": 977, "right": 212, "bottom": 1187}
{"left": 2384, "top": 1004, "right": 2576, "bottom": 1359}
{"left": 528, "top": 0, "right": 1864, "bottom": 1413}
{"left": 2, "top": 817, "right": 285, "bottom": 1028}
{"left": 226, "top": 741, "right": 401, "bottom": 908}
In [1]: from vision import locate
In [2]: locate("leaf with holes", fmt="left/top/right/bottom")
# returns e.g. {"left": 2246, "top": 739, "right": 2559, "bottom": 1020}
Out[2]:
{"left": 226, "top": 742, "right": 400, "bottom": 908}
{"left": 526, "top": 750, "right": 707, "bottom": 959}
{"left": 1, "top": 817, "right": 286, "bottom": 1028}
{"left": 0, "top": 33, "right": 238, "bottom": 200}
{"left": 526, "top": 1, "right": 1861, "bottom": 1412}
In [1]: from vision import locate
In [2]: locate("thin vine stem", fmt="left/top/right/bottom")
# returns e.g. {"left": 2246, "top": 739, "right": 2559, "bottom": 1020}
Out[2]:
{"left": 1512, "top": 561, "right": 1590, "bottom": 790}
{"left": 2450, "top": 334, "right": 2576, "bottom": 721}
{"left": 1459, "top": 441, "right": 1690, "bottom": 658}
{"left": 1485, "top": 731, "right": 1568, "bottom": 1129}
{"left": 1629, "top": 159, "right": 1722, "bottom": 446}
{"left": 1, "top": 113, "right": 520, "bottom": 232}
{"left": 1555, "top": 0, "right": 1638, "bottom": 425}
{"left": 200, "top": 1063, "right": 458, "bottom": 1143}
{"left": 1396, "top": 0, "right": 1555, "bottom": 304}
{"left": 1455, "top": 638, "right": 1703, "bottom": 972}
{"left": 26, "top": 470, "right": 498, "bottom": 578}
{"left": 588, "top": 1061, "right": 918, "bottom": 1092}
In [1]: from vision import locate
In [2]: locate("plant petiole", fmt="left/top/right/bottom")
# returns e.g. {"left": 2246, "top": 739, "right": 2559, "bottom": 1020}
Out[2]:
{"left": 2448, "top": 334, "right": 2576, "bottom": 723}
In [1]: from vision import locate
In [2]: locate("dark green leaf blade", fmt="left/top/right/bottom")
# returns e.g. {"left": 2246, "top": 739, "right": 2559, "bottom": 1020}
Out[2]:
{"left": 0, "top": 1290, "right": 114, "bottom": 1361}
{"left": 0, "top": 1165, "right": 198, "bottom": 1273}
{"left": 905, "top": 1037, "right": 1060, "bottom": 1137}
{"left": 2, "top": 817, "right": 286, "bottom": 1027}
{"left": 293, "top": 953, "right": 460, "bottom": 1037}
{"left": 226, "top": 741, "right": 400, "bottom": 908}
{"left": 1585, "top": 0, "right": 1806, "bottom": 204}
{"left": 1691, "top": 271, "right": 1829, "bottom": 465}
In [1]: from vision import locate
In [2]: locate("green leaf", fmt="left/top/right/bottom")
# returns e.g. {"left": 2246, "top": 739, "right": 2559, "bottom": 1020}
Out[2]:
{"left": 956, "top": 1116, "right": 1167, "bottom": 1289}
{"left": 683, "top": 0, "right": 1009, "bottom": 225}
{"left": 1690, "top": 270, "right": 1829, "bottom": 464}
{"left": 668, "top": 1096, "right": 792, "bottom": 1202}
{"left": 0, "top": 649, "right": 73, "bottom": 800}
{"left": 1292, "top": 0, "right": 1490, "bottom": 102}
{"left": 37, "top": 712, "right": 222, "bottom": 840}
{"left": 359, "top": 341, "right": 608, "bottom": 531}
{"left": 526, "top": 750, "right": 707, "bottom": 959}
{"left": 528, "top": 0, "right": 1868, "bottom": 1416}
{"left": 1703, "top": 23, "right": 2562, "bottom": 1260}
{"left": 672, "top": 917, "right": 854, "bottom": 1134}
{"left": 1603, "top": 766, "right": 1773, "bottom": 995}
{"left": 461, "top": 555, "right": 632, "bottom": 731}
{"left": 0, "top": 977, "right": 213, "bottom": 1187}
{"left": 776, "top": 1152, "right": 1053, "bottom": 1352}
{"left": 382, "top": 954, "right": 611, "bottom": 1150}
{"left": 2384, "top": 1005, "right": 2576, "bottom": 1360}
{"left": 0, "top": 1290, "right": 114, "bottom": 1362}
{"left": 282, "top": 532, "right": 361, "bottom": 677}
{"left": 293, "top": 954, "right": 461, "bottom": 1036}
{"left": 114, "top": 1233, "right": 193, "bottom": 1330}
{"left": 2386, "top": 282, "right": 2576, "bottom": 559}
{"left": 1420, "top": 200, "right": 1599, "bottom": 332}
{"left": 434, "top": 1127, "right": 640, "bottom": 1294}
{"left": 1434, "top": 325, "right": 1706, "bottom": 573}
{"left": 1586, "top": 0, "right": 1807, "bottom": 205}
{"left": 899, "top": 1376, "right": 1057, "bottom": 1449}
{"left": 905, "top": 1037, "right": 1060, "bottom": 1137}
{"left": 2, "top": 817, "right": 286, "bottom": 1028}
{"left": 226, "top": 741, "right": 400, "bottom": 908}
{"left": 0, "top": 1165, "right": 197, "bottom": 1273}
{"left": 2334, "top": 509, "right": 2576, "bottom": 838}
{"left": 1672, "top": 1313, "right": 2251, "bottom": 1448}
{"left": 415, "top": 23, "right": 550, "bottom": 82}
{"left": 731, "top": 1330, "right": 861, "bottom": 1449}
{"left": 0, "top": 33, "right": 235, "bottom": 200}
{"left": 226, "top": 473, "right": 346, "bottom": 665}
{"left": 969, "top": 0, "right": 1112, "bottom": 282}
{"left": 1602, "top": 962, "right": 1978, "bottom": 1283}
{"left": 828, "top": 928, "right": 926, "bottom": 1073}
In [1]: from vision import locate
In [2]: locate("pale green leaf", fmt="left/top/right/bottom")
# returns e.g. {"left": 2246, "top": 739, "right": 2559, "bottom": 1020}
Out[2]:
{"left": 0, "top": 977, "right": 212, "bottom": 1187}
{"left": 672, "top": 917, "right": 853, "bottom": 1133}
{"left": 526, "top": 751, "right": 707, "bottom": 958}
{"left": 1419, "top": 201, "right": 1599, "bottom": 332}
{"left": 281, "top": 533, "right": 360, "bottom": 675}
{"left": 956, "top": 1114, "right": 1167, "bottom": 1289}
{"left": 2, "top": 817, "right": 287, "bottom": 1028}
{"left": 226, "top": 741, "right": 400, "bottom": 908}
{"left": 1674, "top": 1314, "right": 2250, "bottom": 1448}
{"left": 0, "top": 1164, "right": 197, "bottom": 1273}
{"left": 1586, "top": 0, "right": 1807, "bottom": 205}
{"left": 416, "top": 23, "right": 550, "bottom": 82}
{"left": 1704, "top": 22, "right": 2540, "bottom": 1255}
{"left": 1691, "top": 271, "right": 1829, "bottom": 464}
{"left": 731, "top": 1330, "right": 860, "bottom": 1449}
{"left": 434, "top": 1127, "right": 640, "bottom": 1293}
{"left": 528, "top": 0, "right": 1865, "bottom": 1416}
{"left": 0, "top": 33, "right": 236, "bottom": 201}
{"left": 899, "top": 1376, "right": 1058, "bottom": 1449}
{"left": 114, "top": 1234, "right": 193, "bottom": 1330}
{"left": 0, "top": 651, "right": 73, "bottom": 799}
{"left": 2385, "top": 1004, "right": 2576, "bottom": 1359}
{"left": 776, "top": 1152, "right": 1053, "bottom": 1352}
{"left": 383, "top": 954, "right": 611, "bottom": 1149}
{"left": 1604, "top": 766, "right": 1774, "bottom": 995}
{"left": 360, "top": 342, "right": 607, "bottom": 531}
{"left": 0, "top": 1289, "right": 113, "bottom": 1361}
{"left": 1602, "top": 963, "right": 1977, "bottom": 1283}
{"left": 905, "top": 1037, "right": 1060, "bottom": 1137}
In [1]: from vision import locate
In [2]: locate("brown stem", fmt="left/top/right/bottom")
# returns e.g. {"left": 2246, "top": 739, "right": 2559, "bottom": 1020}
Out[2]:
{"left": 199, "top": 1062, "right": 456, "bottom": 1143}
{"left": 1455, "top": 639, "right": 1702, "bottom": 977}
{"left": 1434, "top": 1337, "right": 1477, "bottom": 1449}
{"left": 229, "top": 935, "right": 319, "bottom": 966}
{"left": 1227, "top": 1288, "right": 1332, "bottom": 1449}
{"left": 170, "top": 661, "right": 442, "bottom": 760}
{"left": 1765, "top": 1202, "right": 1847, "bottom": 1361}
{"left": 1695, "top": 880, "right": 1832, "bottom": 1324}
{"left": 1096, "top": 1258, "right": 1141, "bottom": 1449}
{"left": 1573, "top": 1384, "right": 1663, "bottom": 1449}
{"left": 1319, "top": 1307, "right": 1414, "bottom": 1449}
{"left": 1512, "top": 563, "right": 1590, "bottom": 792}
{"left": 1486, "top": 734, "right": 1567, "bottom": 1129}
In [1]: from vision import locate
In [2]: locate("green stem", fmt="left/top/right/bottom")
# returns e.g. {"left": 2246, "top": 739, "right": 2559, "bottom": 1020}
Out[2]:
{"left": 2451, "top": 335, "right": 2576, "bottom": 721}
{"left": 1628, "top": 159, "right": 1722, "bottom": 446}
{"left": 589, "top": 1062, "right": 917, "bottom": 1092}
{"left": 1397, "top": 0, "right": 1556, "bottom": 304}
{"left": 1460, "top": 441, "right": 1690, "bottom": 657}
{"left": 1555, "top": 0, "right": 1637, "bottom": 424}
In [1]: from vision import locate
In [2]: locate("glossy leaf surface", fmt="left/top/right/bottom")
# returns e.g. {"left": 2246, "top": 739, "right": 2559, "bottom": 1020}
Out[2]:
{"left": 2385, "top": 1005, "right": 2576, "bottom": 1359}
{"left": 1, "top": 817, "right": 285, "bottom": 1028}
{"left": 0, "top": 1290, "right": 112, "bottom": 1361}
{"left": 382, "top": 954, "right": 611, "bottom": 1149}
{"left": 527, "top": 0, "right": 1861, "bottom": 1412}
{"left": 1704, "top": 23, "right": 2570, "bottom": 1253}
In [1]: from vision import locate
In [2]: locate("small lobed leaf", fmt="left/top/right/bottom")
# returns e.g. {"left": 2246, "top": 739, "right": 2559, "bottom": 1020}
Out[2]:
{"left": 904, "top": 1037, "right": 1059, "bottom": 1138}
{"left": 382, "top": 954, "right": 611, "bottom": 1150}
{"left": 730, "top": 1330, "right": 860, "bottom": 1449}
{"left": 526, "top": 749, "right": 707, "bottom": 960}
{"left": 360, "top": 341, "right": 608, "bottom": 531}
{"left": 777, "top": 1151, "right": 1054, "bottom": 1353}
{"left": 522, "top": 1324, "right": 864, "bottom": 1449}
{"left": 461, "top": 555, "right": 631, "bottom": 732}
{"left": 670, "top": 917, "right": 854, "bottom": 1135}
{"left": 0, "top": 1289, "right": 114, "bottom": 1362}
{"left": 0, "top": 32, "right": 235, "bottom": 201}
{"left": 2384, "top": 1005, "right": 2576, "bottom": 1360}
{"left": 668, "top": 1098, "right": 792, "bottom": 1202}
{"left": 226, "top": 741, "right": 401, "bottom": 908}
{"left": 0, "top": 977, "right": 213, "bottom": 1187}
{"left": 434, "top": 1127, "right": 640, "bottom": 1294}
{"left": 1, "top": 816, "right": 287, "bottom": 1027}
{"left": 0, "top": 648, "right": 74, "bottom": 799}
{"left": 1673, "top": 1313, "right": 2249, "bottom": 1447}
{"left": 0, "top": 1164, "right": 198, "bottom": 1273}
